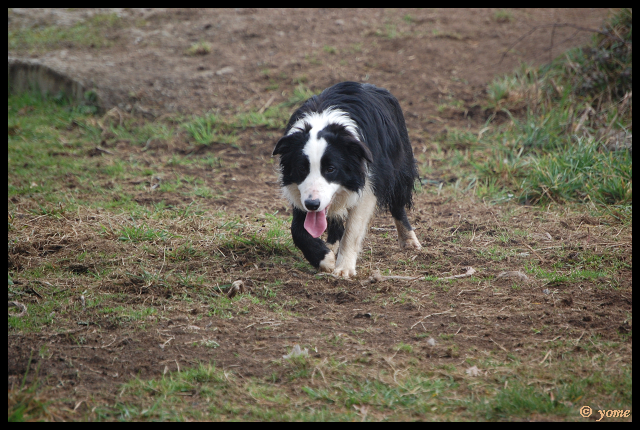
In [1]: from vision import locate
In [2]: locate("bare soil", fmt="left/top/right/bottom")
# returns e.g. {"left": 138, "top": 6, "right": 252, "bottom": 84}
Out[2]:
{"left": 8, "top": 8, "right": 631, "bottom": 419}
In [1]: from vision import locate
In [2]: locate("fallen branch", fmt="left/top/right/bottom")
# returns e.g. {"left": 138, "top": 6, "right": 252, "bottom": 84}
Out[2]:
{"left": 438, "top": 266, "right": 476, "bottom": 280}
{"left": 365, "top": 267, "right": 476, "bottom": 284}
{"left": 363, "top": 271, "right": 422, "bottom": 284}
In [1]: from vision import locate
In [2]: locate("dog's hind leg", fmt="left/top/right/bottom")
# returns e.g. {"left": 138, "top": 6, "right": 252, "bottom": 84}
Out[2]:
{"left": 390, "top": 205, "right": 422, "bottom": 250}
{"left": 291, "top": 208, "right": 335, "bottom": 272}
{"left": 334, "top": 188, "right": 377, "bottom": 278}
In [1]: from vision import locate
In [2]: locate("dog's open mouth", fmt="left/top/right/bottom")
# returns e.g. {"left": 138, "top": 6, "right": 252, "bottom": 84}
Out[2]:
{"left": 303, "top": 203, "right": 331, "bottom": 238}
{"left": 304, "top": 209, "right": 326, "bottom": 238}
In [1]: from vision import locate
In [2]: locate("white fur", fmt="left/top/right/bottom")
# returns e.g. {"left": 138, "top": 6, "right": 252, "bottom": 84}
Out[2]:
{"left": 287, "top": 108, "right": 359, "bottom": 139}
{"left": 333, "top": 181, "right": 377, "bottom": 277}
{"left": 282, "top": 183, "right": 360, "bottom": 219}
{"left": 282, "top": 108, "right": 362, "bottom": 215}
{"left": 299, "top": 134, "right": 339, "bottom": 212}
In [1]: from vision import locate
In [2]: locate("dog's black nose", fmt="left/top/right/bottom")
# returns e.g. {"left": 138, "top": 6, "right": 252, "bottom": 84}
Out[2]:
{"left": 304, "top": 199, "right": 321, "bottom": 211}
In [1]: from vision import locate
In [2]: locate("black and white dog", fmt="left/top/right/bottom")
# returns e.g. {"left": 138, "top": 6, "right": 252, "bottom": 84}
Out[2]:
{"left": 273, "top": 81, "right": 421, "bottom": 278}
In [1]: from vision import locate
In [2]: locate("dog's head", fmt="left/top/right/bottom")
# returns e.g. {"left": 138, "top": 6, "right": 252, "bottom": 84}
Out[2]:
{"left": 273, "top": 112, "right": 372, "bottom": 237}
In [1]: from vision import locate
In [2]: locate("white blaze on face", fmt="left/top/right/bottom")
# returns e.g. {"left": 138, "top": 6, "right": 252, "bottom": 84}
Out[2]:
{"left": 300, "top": 130, "right": 340, "bottom": 212}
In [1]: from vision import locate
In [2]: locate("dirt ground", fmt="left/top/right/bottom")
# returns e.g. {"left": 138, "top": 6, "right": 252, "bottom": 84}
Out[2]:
{"left": 8, "top": 8, "right": 631, "bottom": 420}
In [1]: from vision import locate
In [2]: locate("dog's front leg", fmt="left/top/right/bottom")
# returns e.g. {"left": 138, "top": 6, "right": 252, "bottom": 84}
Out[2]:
{"left": 291, "top": 208, "right": 335, "bottom": 272}
{"left": 334, "top": 190, "right": 377, "bottom": 278}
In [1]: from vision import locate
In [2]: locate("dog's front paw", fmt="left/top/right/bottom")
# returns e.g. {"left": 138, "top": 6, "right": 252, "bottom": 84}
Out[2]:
{"left": 318, "top": 251, "right": 336, "bottom": 273}
{"left": 399, "top": 230, "right": 422, "bottom": 250}
{"left": 333, "top": 265, "right": 356, "bottom": 278}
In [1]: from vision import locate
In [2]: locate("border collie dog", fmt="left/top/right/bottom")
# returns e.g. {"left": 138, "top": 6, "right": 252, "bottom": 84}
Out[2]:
{"left": 273, "top": 81, "right": 421, "bottom": 278}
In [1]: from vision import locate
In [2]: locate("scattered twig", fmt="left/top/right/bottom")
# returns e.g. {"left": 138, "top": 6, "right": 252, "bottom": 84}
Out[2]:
{"left": 160, "top": 336, "right": 175, "bottom": 349}
{"left": 8, "top": 301, "right": 27, "bottom": 317}
{"left": 523, "top": 243, "right": 546, "bottom": 263}
{"left": 25, "top": 287, "right": 43, "bottom": 299}
{"left": 95, "top": 146, "right": 114, "bottom": 155}
{"left": 490, "top": 337, "right": 508, "bottom": 352}
{"left": 258, "top": 94, "right": 276, "bottom": 114}
{"left": 438, "top": 266, "right": 476, "bottom": 280}
{"left": 539, "top": 349, "right": 552, "bottom": 365}
{"left": 410, "top": 309, "right": 453, "bottom": 330}
{"left": 102, "top": 335, "right": 118, "bottom": 349}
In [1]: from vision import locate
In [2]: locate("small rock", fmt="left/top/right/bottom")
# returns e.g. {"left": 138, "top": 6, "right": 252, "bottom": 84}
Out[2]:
{"left": 283, "top": 344, "right": 308, "bottom": 359}
{"left": 543, "top": 289, "right": 550, "bottom": 295}
{"left": 215, "top": 66, "right": 234, "bottom": 76}
{"left": 427, "top": 338, "right": 437, "bottom": 346}
{"left": 496, "top": 271, "right": 528, "bottom": 281}
{"left": 227, "top": 280, "right": 245, "bottom": 298}
{"left": 466, "top": 365, "right": 480, "bottom": 377}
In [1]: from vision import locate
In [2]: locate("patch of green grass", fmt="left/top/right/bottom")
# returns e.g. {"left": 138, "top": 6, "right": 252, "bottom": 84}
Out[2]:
{"left": 7, "top": 92, "right": 182, "bottom": 213}
{"left": 432, "top": 29, "right": 463, "bottom": 40}
{"left": 8, "top": 286, "right": 125, "bottom": 333}
{"left": 282, "top": 84, "right": 320, "bottom": 108}
{"left": 234, "top": 105, "right": 290, "bottom": 130}
{"left": 394, "top": 343, "right": 413, "bottom": 353}
{"left": 185, "top": 41, "right": 212, "bottom": 56}
{"left": 13, "top": 329, "right": 633, "bottom": 421}
{"left": 435, "top": 10, "right": 632, "bottom": 208}
{"left": 494, "top": 9, "right": 513, "bottom": 23}
{"left": 182, "top": 113, "right": 238, "bottom": 146}
{"left": 8, "top": 358, "right": 52, "bottom": 421}
{"left": 9, "top": 12, "right": 123, "bottom": 53}
{"left": 323, "top": 45, "right": 337, "bottom": 55}
{"left": 216, "top": 213, "right": 295, "bottom": 257}
{"left": 477, "top": 246, "right": 518, "bottom": 262}
{"left": 487, "top": 75, "right": 519, "bottom": 107}
{"left": 377, "top": 23, "right": 398, "bottom": 39}
{"left": 115, "top": 223, "right": 174, "bottom": 242}
{"left": 466, "top": 352, "right": 632, "bottom": 420}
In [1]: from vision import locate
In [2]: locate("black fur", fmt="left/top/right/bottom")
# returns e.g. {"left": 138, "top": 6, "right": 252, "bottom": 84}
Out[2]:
{"left": 280, "top": 81, "right": 418, "bottom": 214}
{"left": 290, "top": 207, "right": 331, "bottom": 267}
{"left": 274, "top": 81, "right": 419, "bottom": 269}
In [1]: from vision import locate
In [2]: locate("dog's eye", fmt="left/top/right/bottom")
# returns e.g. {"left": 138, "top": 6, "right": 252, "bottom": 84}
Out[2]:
{"left": 326, "top": 166, "right": 335, "bottom": 173}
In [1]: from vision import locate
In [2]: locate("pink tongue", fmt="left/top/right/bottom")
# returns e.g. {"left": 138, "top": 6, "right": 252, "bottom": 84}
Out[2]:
{"left": 304, "top": 209, "right": 327, "bottom": 238}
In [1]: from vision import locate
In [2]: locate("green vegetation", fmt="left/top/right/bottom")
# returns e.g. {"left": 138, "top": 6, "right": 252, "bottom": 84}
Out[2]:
{"left": 185, "top": 41, "right": 212, "bottom": 56}
{"left": 425, "top": 9, "right": 632, "bottom": 210}
{"left": 7, "top": 9, "right": 631, "bottom": 423}
{"left": 493, "top": 10, "right": 513, "bottom": 23}
{"left": 25, "top": 342, "right": 624, "bottom": 421}
{"left": 8, "top": 12, "right": 123, "bottom": 53}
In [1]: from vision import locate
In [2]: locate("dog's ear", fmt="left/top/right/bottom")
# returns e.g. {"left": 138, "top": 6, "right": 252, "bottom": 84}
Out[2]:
{"left": 344, "top": 135, "right": 373, "bottom": 164}
{"left": 272, "top": 134, "right": 296, "bottom": 156}
{"left": 321, "top": 123, "right": 373, "bottom": 164}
